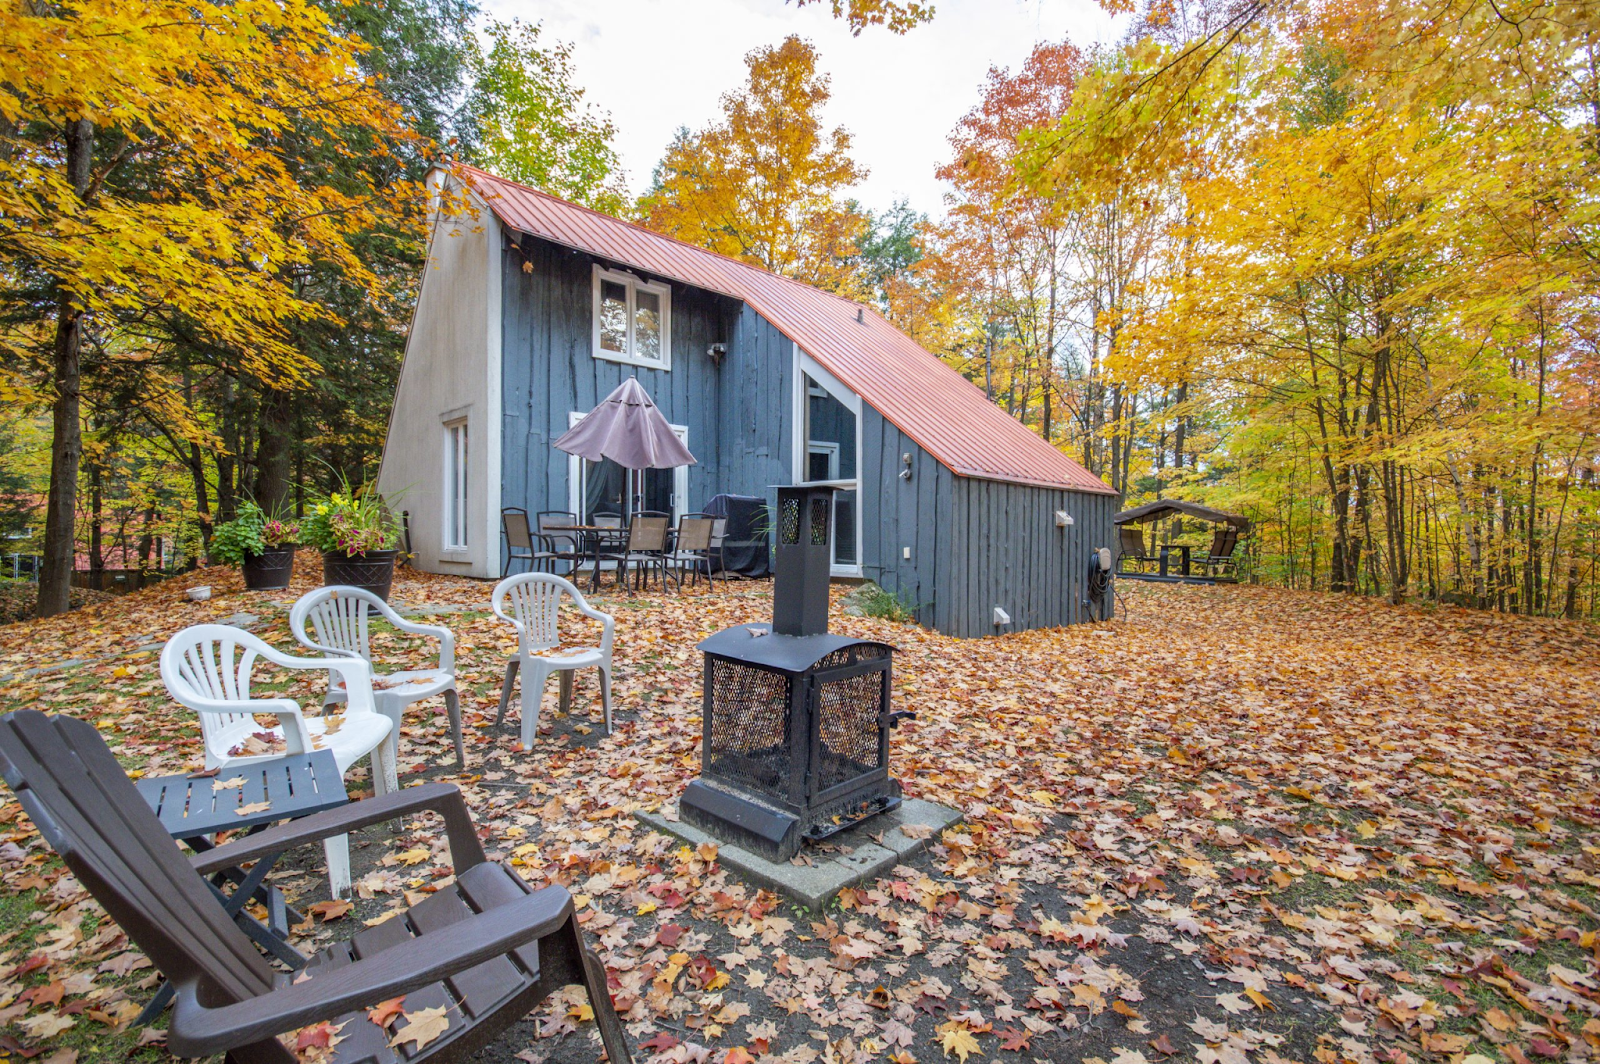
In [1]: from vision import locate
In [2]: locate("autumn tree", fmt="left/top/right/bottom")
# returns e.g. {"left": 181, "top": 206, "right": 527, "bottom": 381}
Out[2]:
{"left": 464, "top": 20, "right": 627, "bottom": 213}
{"left": 1013, "top": 0, "right": 1600, "bottom": 613}
{"left": 0, "top": 0, "right": 423, "bottom": 615}
{"left": 790, "top": 0, "right": 934, "bottom": 34}
{"left": 638, "top": 36, "right": 869, "bottom": 294}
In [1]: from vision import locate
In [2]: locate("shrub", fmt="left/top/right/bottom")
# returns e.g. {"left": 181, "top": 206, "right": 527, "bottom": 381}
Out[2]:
{"left": 303, "top": 478, "right": 401, "bottom": 557}
{"left": 210, "top": 502, "right": 300, "bottom": 567}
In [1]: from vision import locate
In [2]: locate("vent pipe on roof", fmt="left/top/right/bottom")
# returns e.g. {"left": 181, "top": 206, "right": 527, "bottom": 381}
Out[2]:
{"left": 856, "top": 307, "right": 864, "bottom": 324}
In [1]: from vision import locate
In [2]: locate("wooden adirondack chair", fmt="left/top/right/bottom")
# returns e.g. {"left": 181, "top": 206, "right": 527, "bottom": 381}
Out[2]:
{"left": 0, "top": 710, "right": 633, "bottom": 1064}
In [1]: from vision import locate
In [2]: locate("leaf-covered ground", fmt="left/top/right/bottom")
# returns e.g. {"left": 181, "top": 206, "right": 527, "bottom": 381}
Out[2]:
{"left": 0, "top": 555, "right": 1597, "bottom": 1064}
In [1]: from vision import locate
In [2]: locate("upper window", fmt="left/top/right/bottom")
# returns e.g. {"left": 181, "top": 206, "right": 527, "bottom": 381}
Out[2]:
{"left": 592, "top": 265, "right": 671, "bottom": 370}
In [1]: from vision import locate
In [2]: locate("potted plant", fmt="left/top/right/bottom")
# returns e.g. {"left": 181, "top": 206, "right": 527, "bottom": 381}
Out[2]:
{"left": 210, "top": 502, "right": 300, "bottom": 591}
{"left": 303, "top": 480, "right": 403, "bottom": 599}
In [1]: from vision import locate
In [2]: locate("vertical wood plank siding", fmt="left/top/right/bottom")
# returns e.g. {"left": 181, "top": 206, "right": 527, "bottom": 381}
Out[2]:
{"left": 499, "top": 233, "right": 1117, "bottom": 637}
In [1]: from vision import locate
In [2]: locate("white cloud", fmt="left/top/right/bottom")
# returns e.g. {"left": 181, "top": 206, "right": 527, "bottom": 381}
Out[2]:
{"left": 479, "top": 0, "right": 1121, "bottom": 217}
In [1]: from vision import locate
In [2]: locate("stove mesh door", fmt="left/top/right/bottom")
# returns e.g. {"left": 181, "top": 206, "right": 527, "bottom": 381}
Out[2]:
{"left": 813, "top": 669, "right": 886, "bottom": 790}
{"left": 705, "top": 657, "right": 794, "bottom": 797}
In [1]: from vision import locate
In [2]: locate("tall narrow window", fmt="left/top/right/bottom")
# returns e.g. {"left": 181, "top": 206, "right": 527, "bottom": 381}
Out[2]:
{"left": 443, "top": 419, "right": 468, "bottom": 550}
{"left": 592, "top": 265, "right": 671, "bottom": 369}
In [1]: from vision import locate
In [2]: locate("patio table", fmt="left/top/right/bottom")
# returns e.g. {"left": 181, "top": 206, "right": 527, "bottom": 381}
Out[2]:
{"left": 545, "top": 524, "right": 680, "bottom": 591}
{"left": 132, "top": 750, "right": 348, "bottom": 1021}
{"left": 1159, "top": 544, "right": 1192, "bottom": 577}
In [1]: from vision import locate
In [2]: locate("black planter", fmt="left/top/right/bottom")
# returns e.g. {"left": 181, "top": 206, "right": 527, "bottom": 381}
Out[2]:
{"left": 321, "top": 549, "right": 398, "bottom": 600}
{"left": 241, "top": 545, "right": 297, "bottom": 591}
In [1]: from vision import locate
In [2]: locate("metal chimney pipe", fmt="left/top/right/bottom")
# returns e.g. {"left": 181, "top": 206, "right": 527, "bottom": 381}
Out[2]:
{"left": 772, "top": 485, "right": 834, "bottom": 636}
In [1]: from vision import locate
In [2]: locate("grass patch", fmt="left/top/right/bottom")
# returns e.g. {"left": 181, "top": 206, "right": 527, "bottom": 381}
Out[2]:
{"left": 851, "top": 583, "right": 921, "bottom": 623}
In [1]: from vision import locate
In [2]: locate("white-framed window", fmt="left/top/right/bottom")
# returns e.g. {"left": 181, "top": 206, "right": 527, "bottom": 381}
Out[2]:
{"left": 592, "top": 265, "right": 671, "bottom": 370}
{"left": 442, "top": 418, "right": 469, "bottom": 550}
{"left": 567, "top": 411, "right": 689, "bottom": 522}
{"left": 807, "top": 442, "right": 840, "bottom": 482}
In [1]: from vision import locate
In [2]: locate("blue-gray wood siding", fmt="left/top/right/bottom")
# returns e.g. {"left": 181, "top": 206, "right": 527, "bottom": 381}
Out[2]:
{"left": 860, "top": 405, "right": 1119, "bottom": 637}
{"left": 498, "top": 230, "right": 1118, "bottom": 637}
{"left": 499, "top": 234, "right": 792, "bottom": 520}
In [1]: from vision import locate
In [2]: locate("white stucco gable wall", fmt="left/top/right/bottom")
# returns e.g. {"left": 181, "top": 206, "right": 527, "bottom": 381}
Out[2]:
{"left": 377, "top": 169, "right": 503, "bottom": 579}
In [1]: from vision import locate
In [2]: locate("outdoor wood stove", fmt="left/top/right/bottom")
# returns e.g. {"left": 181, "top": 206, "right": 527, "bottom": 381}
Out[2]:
{"left": 679, "top": 485, "right": 914, "bottom": 862}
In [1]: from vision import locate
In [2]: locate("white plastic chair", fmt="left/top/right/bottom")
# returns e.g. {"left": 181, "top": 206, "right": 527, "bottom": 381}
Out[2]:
{"left": 159, "top": 624, "right": 395, "bottom": 898}
{"left": 492, "top": 573, "right": 615, "bottom": 746}
{"left": 289, "top": 585, "right": 465, "bottom": 770}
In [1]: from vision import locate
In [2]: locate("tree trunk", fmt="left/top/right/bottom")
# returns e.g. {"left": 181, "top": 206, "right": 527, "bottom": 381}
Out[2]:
{"left": 88, "top": 459, "right": 103, "bottom": 591}
{"left": 36, "top": 117, "right": 94, "bottom": 619}
{"left": 254, "top": 386, "right": 295, "bottom": 513}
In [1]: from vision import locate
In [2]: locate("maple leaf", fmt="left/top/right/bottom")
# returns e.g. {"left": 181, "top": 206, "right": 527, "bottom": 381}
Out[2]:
{"left": 937, "top": 1022, "right": 983, "bottom": 1062}
{"left": 724, "top": 1049, "right": 757, "bottom": 1064}
{"left": 234, "top": 800, "right": 271, "bottom": 816}
{"left": 307, "top": 899, "right": 353, "bottom": 921}
{"left": 367, "top": 996, "right": 406, "bottom": 1027}
{"left": 640, "top": 1031, "right": 681, "bottom": 1052}
{"left": 388, "top": 1005, "right": 450, "bottom": 1052}
{"left": 295, "top": 1021, "right": 345, "bottom": 1050}
{"left": 1214, "top": 993, "right": 1251, "bottom": 1015}
{"left": 996, "top": 1027, "right": 1031, "bottom": 1051}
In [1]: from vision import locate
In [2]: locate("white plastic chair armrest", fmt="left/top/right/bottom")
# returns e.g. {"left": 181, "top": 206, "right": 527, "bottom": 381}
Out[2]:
{"left": 491, "top": 595, "right": 532, "bottom": 660}
{"left": 188, "top": 697, "right": 315, "bottom": 756}
{"left": 577, "top": 606, "right": 615, "bottom": 659}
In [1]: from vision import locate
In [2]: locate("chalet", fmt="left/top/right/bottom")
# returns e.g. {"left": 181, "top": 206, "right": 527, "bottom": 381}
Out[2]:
{"left": 377, "top": 166, "right": 1118, "bottom": 637}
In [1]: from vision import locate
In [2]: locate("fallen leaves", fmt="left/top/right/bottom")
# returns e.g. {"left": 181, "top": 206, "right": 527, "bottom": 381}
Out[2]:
{"left": 367, "top": 995, "right": 406, "bottom": 1028}
{"left": 4, "top": 571, "right": 1600, "bottom": 1064}
{"left": 388, "top": 1005, "right": 450, "bottom": 1052}
{"left": 936, "top": 1021, "right": 982, "bottom": 1062}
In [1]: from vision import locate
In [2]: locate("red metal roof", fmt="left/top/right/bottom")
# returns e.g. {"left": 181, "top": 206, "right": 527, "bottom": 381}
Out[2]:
{"left": 460, "top": 166, "right": 1117, "bottom": 495}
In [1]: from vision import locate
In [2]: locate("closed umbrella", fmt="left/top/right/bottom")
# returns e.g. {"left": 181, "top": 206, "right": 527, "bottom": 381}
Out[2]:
{"left": 555, "top": 377, "right": 697, "bottom": 519}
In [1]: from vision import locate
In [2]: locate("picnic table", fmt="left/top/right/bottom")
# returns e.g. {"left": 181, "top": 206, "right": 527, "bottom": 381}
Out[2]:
{"left": 132, "top": 750, "right": 348, "bottom": 1021}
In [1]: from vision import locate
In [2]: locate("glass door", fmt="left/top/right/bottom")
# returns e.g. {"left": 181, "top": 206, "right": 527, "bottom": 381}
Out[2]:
{"left": 800, "top": 373, "right": 859, "bottom": 571}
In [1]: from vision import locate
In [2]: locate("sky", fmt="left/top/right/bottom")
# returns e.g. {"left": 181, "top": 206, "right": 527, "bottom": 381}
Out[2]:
{"left": 479, "top": 0, "right": 1123, "bottom": 218}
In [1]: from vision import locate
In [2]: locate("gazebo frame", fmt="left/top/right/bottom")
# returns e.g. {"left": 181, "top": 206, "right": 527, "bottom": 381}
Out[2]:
{"left": 1114, "top": 501, "right": 1251, "bottom": 584}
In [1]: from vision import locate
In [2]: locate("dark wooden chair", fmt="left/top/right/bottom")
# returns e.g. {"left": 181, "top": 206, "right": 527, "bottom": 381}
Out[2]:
{"left": 0, "top": 710, "right": 633, "bottom": 1064}
{"left": 1117, "top": 526, "right": 1155, "bottom": 574}
{"left": 1195, "top": 525, "right": 1240, "bottom": 577}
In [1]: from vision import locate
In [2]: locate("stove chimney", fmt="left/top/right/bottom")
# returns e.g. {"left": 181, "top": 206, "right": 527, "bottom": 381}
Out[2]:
{"left": 773, "top": 485, "right": 834, "bottom": 637}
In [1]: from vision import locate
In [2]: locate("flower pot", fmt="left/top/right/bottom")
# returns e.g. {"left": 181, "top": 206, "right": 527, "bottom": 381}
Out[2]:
{"left": 241, "top": 544, "right": 296, "bottom": 591}
{"left": 322, "top": 549, "right": 398, "bottom": 600}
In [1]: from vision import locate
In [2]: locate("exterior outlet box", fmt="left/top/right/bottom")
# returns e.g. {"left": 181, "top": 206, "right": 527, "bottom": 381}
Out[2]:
{"left": 993, "top": 606, "right": 1011, "bottom": 626}
{"left": 902, "top": 546, "right": 911, "bottom": 560}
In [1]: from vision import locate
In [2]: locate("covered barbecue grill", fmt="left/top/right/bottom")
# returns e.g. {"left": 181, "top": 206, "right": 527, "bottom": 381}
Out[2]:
{"left": 678, "top": 485, "right": 914, "bottom": 862}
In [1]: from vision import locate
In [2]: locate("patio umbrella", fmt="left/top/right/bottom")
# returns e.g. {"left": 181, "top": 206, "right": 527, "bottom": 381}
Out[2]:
{"left": 554, "top": 377, "right": 697, "bottom": 519}
{"left": 555, "top": 377, "right": 697, "bottom": 469}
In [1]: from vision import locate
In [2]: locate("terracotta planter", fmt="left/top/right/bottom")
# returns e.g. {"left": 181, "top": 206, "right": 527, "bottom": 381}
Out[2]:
{"left": 241, "top": 544, "right": 296, "bottom": 591}
{"left": 321, "top": 549, "right": 398, "bottom": 600}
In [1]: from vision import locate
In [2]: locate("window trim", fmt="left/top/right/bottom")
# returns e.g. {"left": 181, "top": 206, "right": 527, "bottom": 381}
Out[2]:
{"left": 591, "top": 264, "right": 672, "bottom": 370}
{"left": 791, "top": 345, "right": 863, "bottom": 577}
{"left": 441, "top": 416, "right": 469, "bottom": 553}
{"left": 807, "top": 441, "right": 840, "bottom": 481}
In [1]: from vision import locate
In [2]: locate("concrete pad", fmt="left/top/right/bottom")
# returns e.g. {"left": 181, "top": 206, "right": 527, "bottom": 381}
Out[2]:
{"left": 636, "top": 797, "right": 962, "bottom": 910}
